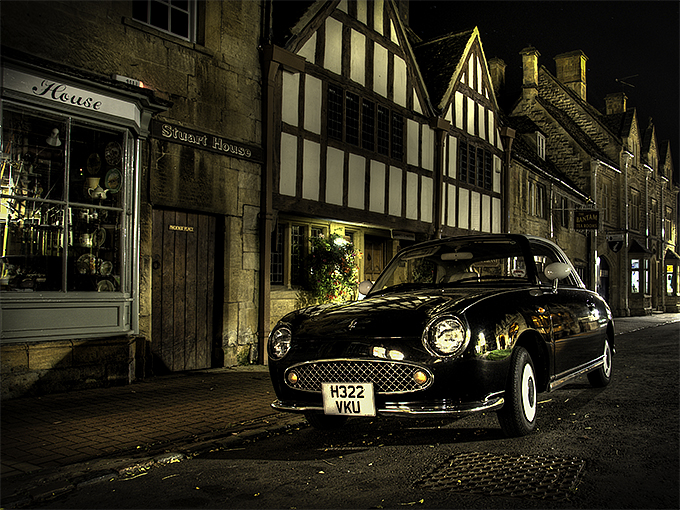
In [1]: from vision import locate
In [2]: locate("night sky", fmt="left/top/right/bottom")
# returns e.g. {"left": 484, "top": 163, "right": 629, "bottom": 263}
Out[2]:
{"left": 408, "top": 1, "right": 679, "bottom": 180}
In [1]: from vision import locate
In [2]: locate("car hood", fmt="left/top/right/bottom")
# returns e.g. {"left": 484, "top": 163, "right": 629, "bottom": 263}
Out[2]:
{"left": 283, "top": 287, "right": 504, "bottom": 340}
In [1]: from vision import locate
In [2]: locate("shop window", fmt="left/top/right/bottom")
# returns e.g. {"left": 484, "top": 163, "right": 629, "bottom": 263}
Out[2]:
{"left": 132, "top": 0, "right": 196, "bottom": 41}
{"left": 630, "top": 259, "right": 640, "bottom": 293}
{"left": 2, "top": 107, "right": 128, "bottom": 293}
{"left": 666, "top": 263, "right": 677, "bottom": 296}
{"left": 630, "top": 258, "right": 649, "bottom": 294}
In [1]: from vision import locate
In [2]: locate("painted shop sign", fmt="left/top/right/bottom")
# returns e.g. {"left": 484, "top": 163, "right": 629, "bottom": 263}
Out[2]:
{"left": 3, "top": 67, "right": 143, "bottom": 128}
{"left": 151, "top": 120, "right": 263, "bottom": 162}
{"left": 574, "top": 210, "right": 599, "bottom": 230}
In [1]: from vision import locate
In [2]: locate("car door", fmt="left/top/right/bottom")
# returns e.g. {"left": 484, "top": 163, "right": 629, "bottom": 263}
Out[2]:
{"left": 530, "top": 241, "right": 603, "bottom": 378}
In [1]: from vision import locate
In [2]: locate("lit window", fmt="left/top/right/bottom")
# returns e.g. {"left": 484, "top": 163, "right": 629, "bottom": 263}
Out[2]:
{"left": 2, "top": 107, "right": 129, "bottom": 293}
{"left": 631, "top": 259, "right": 640, "bottom": 293}
{"left": 132, "top": 0, "right": 195, "bottom": 41}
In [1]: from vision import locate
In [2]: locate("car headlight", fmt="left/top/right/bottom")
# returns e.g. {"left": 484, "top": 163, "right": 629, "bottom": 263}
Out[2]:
{"left": 423, "top": 317, "right": 469, "bottom": 357}
{"left": 268, "top": 325, "right": 292, "bottom": 359}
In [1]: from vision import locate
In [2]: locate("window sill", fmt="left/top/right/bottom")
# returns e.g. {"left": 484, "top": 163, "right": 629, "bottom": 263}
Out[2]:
{"left": 122, "top": 17, "right": 214, "bottom": 58}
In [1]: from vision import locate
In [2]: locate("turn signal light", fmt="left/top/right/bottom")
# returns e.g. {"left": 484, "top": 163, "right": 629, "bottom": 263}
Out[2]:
{"left": 413, "top": 370, "right": 428, "bottom": 385}
{"left": 287, "top": 371, "right": 299, "bottom": 385}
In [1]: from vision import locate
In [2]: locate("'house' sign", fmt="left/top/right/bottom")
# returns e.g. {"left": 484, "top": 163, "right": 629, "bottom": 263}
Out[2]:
{"left": 151, "top": 120, "right": 263, "bottom": 163}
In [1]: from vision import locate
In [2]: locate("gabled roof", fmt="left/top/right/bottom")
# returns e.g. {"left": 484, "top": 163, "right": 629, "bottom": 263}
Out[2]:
{"left": 641, "top": 117, "right": 657, "bottom": 157}
{"left": 537, "top": 96, "right": 619, "bottom": 170}
{"left": 504, "top": 114, "right": 587, "bottom": 200}
{"left": 412, "top": 29, "right": 473, "bottom": 111}
{"left": 603, "top": 109, "right": 637, "bottom": 140}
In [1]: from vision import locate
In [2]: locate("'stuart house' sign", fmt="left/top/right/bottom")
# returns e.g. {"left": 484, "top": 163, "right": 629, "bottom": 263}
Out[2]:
{"left": 151, "top": 120, "right": 263, "bottom": 163}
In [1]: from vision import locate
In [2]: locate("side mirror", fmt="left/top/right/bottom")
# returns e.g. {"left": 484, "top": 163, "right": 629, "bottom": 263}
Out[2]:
{"left": 358, "top": 280, "right": 374, "bottom": 296}
{"left": 544, "top": 262, "right": 571, "bottom": 292}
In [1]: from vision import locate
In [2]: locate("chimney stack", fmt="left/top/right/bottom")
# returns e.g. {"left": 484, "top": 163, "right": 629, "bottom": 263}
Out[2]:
{"left": 519, "top": 46, "right": 540, "bottom": 100}
{"left": 605, "top": 92, "right": 627, "bottom": 115}
{"left": 554, "top": 50, "right": 588, "bottom": 101}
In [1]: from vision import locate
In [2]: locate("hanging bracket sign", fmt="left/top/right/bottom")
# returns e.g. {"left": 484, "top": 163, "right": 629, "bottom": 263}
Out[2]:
{"left": 574, "top": 210, "right": 599, "bottom": 230}
{"left": 151, "top": 120, "right": 263, "bottom": 163}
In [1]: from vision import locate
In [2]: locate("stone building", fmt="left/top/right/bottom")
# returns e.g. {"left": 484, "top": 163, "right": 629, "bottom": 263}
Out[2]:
{"left": 1, "top": 1, "right": 263, "bottom": 397}
{"left": 498, "top": 112, "right": 591, "bottom": 285}
{"left": 509, "top": 47, "right": 679, "bottom": 315}
{"left": 262, "top": 0, "right": 507, "bottom": 327}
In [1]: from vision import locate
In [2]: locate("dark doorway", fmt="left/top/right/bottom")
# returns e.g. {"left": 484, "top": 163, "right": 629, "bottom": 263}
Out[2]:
{"left": 152, "top": 209, "right": 218, "bottom": 373}
{"left": 364, "top": 236, "right": 389, "bottom": 282}
{"left": 598, "top": 256, "right": 610, "bottom": 305}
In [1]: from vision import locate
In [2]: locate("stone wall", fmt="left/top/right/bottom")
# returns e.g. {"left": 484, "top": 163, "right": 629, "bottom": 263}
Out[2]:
{"left": 1, "top": 336, "right": 135, "bottom": 399}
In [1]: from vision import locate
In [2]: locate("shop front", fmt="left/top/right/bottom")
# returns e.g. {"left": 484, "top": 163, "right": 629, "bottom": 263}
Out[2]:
{"left": 1, "top": 53, "right": 168, "bottom": 398}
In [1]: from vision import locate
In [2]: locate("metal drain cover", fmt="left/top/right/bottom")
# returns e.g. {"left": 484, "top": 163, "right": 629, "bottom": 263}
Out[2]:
{"left": 414, "top": 451, "right": 585, "bottom": 500}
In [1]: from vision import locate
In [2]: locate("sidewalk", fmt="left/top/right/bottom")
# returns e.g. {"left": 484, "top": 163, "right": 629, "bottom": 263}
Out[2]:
{"left": 1, "top": 313, "right": 678, "bottom": 507}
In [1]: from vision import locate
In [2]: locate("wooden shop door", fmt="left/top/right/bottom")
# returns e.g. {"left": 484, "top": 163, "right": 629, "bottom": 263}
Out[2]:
{"left": 364, "top": 236, "right": 388, "bottom": 282}
{"left": 152, "top": 209, "right": 217, "bottom": 372}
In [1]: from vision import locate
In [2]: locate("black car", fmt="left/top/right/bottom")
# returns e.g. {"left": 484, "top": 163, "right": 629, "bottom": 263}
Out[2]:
{"left": 268, "top": 234, "right": 614, "bottom": 436}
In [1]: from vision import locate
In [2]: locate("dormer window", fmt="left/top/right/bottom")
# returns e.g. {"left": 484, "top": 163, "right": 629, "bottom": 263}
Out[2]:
{"left": 536, "top": 132, "right": 546, "bottom": 160}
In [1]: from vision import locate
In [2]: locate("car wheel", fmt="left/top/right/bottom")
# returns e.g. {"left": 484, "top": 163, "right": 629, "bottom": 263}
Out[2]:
{"left": 304, "top": 413, "right": 348, "bottom": 430}
{"left": 497, "top": 346, "right": 537, "bottom": 437}
{"left": 587, "top": 336, "right": 613, "bottom": 387}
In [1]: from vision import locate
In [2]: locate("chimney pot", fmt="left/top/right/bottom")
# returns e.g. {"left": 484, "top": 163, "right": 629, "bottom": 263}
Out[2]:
{"left": 554, "top": 50, "right": 588, "bottom": 101}
{"left": 605, "top": 92, "right": 627, "bottom": 115}
{"left": 520, "top": 46, "right": 541, "bottom": 100}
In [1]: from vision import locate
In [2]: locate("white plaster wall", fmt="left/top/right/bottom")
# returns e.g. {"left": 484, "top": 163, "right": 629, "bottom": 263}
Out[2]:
{"left": 389, "top": 166, "right": 402, "bottom": 216}
{"left": 304, "top": 75, "right": 322, "bottom": 134}
{"left": 325, "top": 17, "right": 343, "bottom": 75}
{"left": 280, "top": 133, "right": 297, "bottom": 196}
{"left": 326, "top": 147, "right": 344, "bottom": 205}
{"left": 282, "top": 72, "right": 299, "bottom": 126}
{"left": 350, "top": 29, "right": 366, "bottom": 86}
{"left": 369, "top": 160, "right": 386, "bottom": 213}
{"left": 348, "top": 153, "right": 365, "bottom": 209}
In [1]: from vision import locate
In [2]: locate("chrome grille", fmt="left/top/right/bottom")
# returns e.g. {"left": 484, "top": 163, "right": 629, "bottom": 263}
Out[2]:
{"left": 285, "top": 359, "right": 432, "bottom": 394}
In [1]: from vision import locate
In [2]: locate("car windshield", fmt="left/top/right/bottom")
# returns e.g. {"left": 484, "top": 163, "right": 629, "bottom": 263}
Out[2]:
{"left": 369, "top": 238, "right": 533, "bottom": 295}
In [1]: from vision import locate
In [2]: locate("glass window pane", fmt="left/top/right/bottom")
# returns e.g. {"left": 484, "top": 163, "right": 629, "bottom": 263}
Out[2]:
{"left": 345, "top": 92, "right": 360, "bottom": 146}
{"left": 170, "top": 8, "right": 189, "bottom": 38}
{"left": 69, "top": 124, "right": 125, "bottom": 209}
{"left": 68, "top": 208, "right": 123, "bottom": 292}
{"left": 391, "top": 113, "right": 403, "bottom": 160}
{"left": 327, "top": 86, "right": 343, "bottom": 140}
{"left": 150, "top": 0, "right": 169, "bottom": 31}
{"left": 377, "top": 106, "right": 389, "bottom": 155}
{"left": 2, "top": 109, "right": 68, "bottom": 292}
{"left": 361, "top": 99, "right": 375, "bottom": 151}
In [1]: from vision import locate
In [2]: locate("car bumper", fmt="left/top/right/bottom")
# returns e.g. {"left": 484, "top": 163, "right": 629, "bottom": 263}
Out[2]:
{"left": 271, "top": 392, "right": 505, "bottom": 417}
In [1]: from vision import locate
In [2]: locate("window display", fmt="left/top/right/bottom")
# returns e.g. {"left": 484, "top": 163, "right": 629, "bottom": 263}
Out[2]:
{"left": 1, "top": 107, "right": 127, "bottom": 293}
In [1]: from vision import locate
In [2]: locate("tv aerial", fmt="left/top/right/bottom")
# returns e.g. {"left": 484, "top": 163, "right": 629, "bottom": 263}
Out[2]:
{"left": 615, "top": 74, "right": 638, "bottom": 89}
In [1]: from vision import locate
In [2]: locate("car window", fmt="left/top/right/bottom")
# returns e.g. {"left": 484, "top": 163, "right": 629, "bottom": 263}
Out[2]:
{"left": 370, "top": 239, "right": 532, "bottom": 294}
{"left": 529, "top": 241, "right": 580, "bottom": 288}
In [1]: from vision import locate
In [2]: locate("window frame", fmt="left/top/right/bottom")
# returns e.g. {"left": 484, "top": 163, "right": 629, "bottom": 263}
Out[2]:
{"left": 326, "top": 84, "right": 404, "bottom": 163}
{"left": 132, "top": 0, "right": 197, "bottom": 42}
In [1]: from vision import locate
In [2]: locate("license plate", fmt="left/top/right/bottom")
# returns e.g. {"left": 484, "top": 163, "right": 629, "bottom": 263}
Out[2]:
{"left": 321, "top": 382, "right": 376, "bottom": 416}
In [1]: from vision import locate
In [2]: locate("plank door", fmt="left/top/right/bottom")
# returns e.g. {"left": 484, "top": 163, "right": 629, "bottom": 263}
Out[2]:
{"left": 152, "top": 209, "right": 216, "bottom": 372}
{"left": 364, "top": 236, "right": 388, "bottom": 282}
